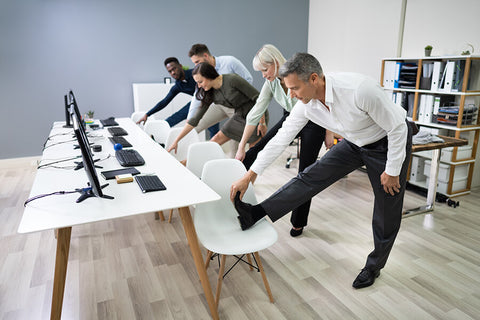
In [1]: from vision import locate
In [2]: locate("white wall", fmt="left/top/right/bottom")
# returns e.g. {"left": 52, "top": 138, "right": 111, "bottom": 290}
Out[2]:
{"left": 402, "top": 0, "right": 480, "bottom": 57}
{"left": 308, "top": 0, "right": 480, "bottom": 188}
{"left": 308, "top": 0, "right": 403, "bottom": 81}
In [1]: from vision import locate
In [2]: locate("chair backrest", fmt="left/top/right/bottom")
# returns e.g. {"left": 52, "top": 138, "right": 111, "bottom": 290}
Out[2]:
{"left": 144, "top": 120, "right": 171, "bottom": 145}
{"left": 201, "top": 159, "right": 256, "bottom": 204}
{"left": 195, "top": 159, "right": 277, "bottom": 256}
{"left": 131, "top": 111, "right": 145, "bottom": 129}
{"left": 165, "top": 127, "right": 200, "bottom": 160}
{"left": 186, "top": 141, "right": 226, "bottom": 178}
{"left": 130, "top": 111, "right": 144, "bottom": 123}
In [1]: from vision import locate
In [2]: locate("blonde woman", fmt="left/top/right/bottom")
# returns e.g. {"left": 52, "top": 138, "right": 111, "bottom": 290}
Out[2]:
{"left": 235, "top": 44, "right": 333, "bottom": 237}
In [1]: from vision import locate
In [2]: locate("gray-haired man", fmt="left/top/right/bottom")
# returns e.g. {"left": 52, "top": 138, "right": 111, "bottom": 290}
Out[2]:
{"left": 230, "top": 52, "right": 412, "bottom": 289}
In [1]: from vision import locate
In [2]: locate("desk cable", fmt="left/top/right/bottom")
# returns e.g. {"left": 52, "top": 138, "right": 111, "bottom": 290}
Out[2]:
{"left": 37, "top": 154, "right": 112, "bottom": 170}
{"left": 36, "top": 155, "right": 82, "bottom": 169}
{"left": 24, "top": 189, "right": 79, "bottom": 207}
{"left": 42, "top": 138, "right": 77, "bottom": 150}
{"left": 42, "top": 132, "right": 74, "bottom": 148}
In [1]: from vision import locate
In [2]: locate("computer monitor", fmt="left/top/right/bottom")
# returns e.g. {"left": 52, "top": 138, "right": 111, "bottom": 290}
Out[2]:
{"left": 63, "top": 94, "right": 73, "bottom": 128}
{"left": 72, "top": 111, "right": 113, "bottom": 202}
{"left": 68, "top": 90, "right": 83, "bottom": 127}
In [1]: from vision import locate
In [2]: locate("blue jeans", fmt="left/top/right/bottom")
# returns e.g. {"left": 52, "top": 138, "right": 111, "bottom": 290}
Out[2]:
{"left": 166, "top": 103, "right": 219, "bottom": 138}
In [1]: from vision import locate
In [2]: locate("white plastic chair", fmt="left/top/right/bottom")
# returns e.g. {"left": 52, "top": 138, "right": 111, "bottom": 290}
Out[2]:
{"left": 144, "top": 119, "right": 171, "bottom": 147}
{"left": 159, "top": 127, "right": 200, "bottom": 222}
{"left": 194, "top": 159, "right": 277, "bottom": 309}
{"left": 165, "top": 127, "right": 200, "bottom": 161}
{"left": 161, "top": 141, "right": 226, "bottom": 224}
{"left": 140, "top": 119, "right": 169, "bottom": 221}
{"left": 130, "top": 111, "right": 144, "bottom": 122}
{"left": 186, "top": 141, "right": 226, "bottom": 178}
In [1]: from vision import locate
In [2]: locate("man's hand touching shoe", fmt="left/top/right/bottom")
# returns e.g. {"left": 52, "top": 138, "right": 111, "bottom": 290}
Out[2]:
{"left": 230, "top": 170, "right": 257, "bottom": 202}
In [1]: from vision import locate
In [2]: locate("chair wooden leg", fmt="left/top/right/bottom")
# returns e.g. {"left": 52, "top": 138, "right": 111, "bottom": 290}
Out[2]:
{"left": 154, "top": 211, "right": 165, "bottom": 221}
{"left": 246, "top": 254, "right": 254, "bottom": 271}
{"left": 253, "top": 252, "right": 274, "bottom": 303}
{"left": 215, "top": 255, "right": 227, "bottom": 307}
{"left": 205, "top": 250, "right": 214, "bottom": 269}
{"left": 168, "top": 209, "right": 174, "bottom": 223}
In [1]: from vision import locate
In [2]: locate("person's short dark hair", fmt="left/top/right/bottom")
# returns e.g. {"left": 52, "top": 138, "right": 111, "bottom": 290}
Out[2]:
{"left": 164, "top": 57, "right": 180, "bottom": 66}
{"left": 189, "top": 44, "right": 211, "bottom": 58}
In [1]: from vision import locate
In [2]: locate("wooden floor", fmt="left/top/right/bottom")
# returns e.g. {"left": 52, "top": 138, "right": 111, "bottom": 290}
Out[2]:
{"left": 1, "top": 146, "right": 480, "bottom": 320}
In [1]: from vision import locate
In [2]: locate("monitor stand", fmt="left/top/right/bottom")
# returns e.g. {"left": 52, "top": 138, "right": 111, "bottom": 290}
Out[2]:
{"left": 74, "top": 159, "right": 102, "bottom": 170}
{"left": 76, "top": 183, "right": 114, "bottom": 203}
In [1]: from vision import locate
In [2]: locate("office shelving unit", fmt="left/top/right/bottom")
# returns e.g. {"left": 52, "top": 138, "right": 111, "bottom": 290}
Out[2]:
{"left": 381, "top": 55, "right": 480, "bottom": 197}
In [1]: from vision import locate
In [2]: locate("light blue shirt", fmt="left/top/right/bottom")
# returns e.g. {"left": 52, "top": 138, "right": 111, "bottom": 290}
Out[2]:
{"left": 187, "top": 55, "right": 253, "bottom": 119}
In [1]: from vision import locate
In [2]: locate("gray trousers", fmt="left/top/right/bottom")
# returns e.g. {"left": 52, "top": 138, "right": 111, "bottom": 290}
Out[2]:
{"left": 261, "top": 123, "right": 412, "bottom": 271}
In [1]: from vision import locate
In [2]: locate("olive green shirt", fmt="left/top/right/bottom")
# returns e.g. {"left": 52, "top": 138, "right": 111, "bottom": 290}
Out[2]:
{"left": 188, "top": 74, "right": 259, "bottom": 127}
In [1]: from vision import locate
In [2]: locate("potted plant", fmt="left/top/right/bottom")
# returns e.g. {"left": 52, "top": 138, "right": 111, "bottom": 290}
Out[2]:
{"left": 85, "top": 110, "right": 95, "bottom": 124}
{"left": 461, "top": 43, "right": 474, "bottom": 55}
{"left": 425, "top": 45, "right": 433, "bottom": 57}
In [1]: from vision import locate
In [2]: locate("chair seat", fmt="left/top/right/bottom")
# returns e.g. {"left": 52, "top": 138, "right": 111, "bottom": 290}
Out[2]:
{"left": 193, "top": 158, "right": 277, "bottom": 307}
{"left": 194, "top": 203, "right": 277, "bottom": 255}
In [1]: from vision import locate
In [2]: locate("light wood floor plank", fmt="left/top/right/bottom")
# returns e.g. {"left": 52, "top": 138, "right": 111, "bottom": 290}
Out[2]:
{"left": 1, "top": 147, "right": 480, "bottom": 319}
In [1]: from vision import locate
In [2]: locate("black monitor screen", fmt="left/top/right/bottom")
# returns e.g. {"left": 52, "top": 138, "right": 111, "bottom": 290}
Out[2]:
{"left": 68, "top": 90, "right": 83, "bottom": 127}
{"left": 72, "top": 116, "right": 104, "bottom": 199}
{"left": 63, "top": 94, "right": 72, "bottom": 128}
{"left": 72, "top": 114, "right": 113, "bottom": 202}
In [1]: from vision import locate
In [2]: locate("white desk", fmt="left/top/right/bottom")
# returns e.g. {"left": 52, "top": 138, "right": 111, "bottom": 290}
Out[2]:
{"left": 18, "top": 118, "right": 221, "bottom": 319}
{"left": 403, "top": 135, "right": 468, "bottom": 217}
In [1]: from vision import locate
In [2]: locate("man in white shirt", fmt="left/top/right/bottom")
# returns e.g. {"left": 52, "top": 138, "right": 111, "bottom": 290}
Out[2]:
{"left": 230, "top": 53, "right": 412, "bottom": 289}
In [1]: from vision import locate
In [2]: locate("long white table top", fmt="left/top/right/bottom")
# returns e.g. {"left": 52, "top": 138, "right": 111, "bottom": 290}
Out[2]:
{"left": 18, "top": 118, "right": 220, "bottom": 233}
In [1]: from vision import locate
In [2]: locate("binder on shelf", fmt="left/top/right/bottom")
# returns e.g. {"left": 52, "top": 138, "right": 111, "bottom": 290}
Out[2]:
{"left": 424, "top": 95, "right": 434, "bottom": 123}
{"left": 451, "top": 60, "right": 466, "bottom": 92}
{"left": 418, "top": 94, "right": 426, "bottom": 122}
{"left": 383, "top": 61, "right": 396, "bottom": 89}
{"left": 395, "top": 92, "right": 404, "bottom": 108}
{"left": 407, "top": 93, "right": 415, "bottom": 119}
{"left": 437, "top": 62, "right": 448, "bottom": 91}
{"left": 393, "top": 62, "right": 403, "bottom": 88}
{"left": 443, "top": 61, "right": 455, "bottom": 92}
{"left": 432, "top": 96, "right": 441, "bottom": 117}
{"left": 422, "top": 62, "right": 434, "bottom": 78}
{"left": 431, "top": 61, "right": 445, "bottom": 92}
{"left": 382, "top": 62, "right": 389, "bottom": 88}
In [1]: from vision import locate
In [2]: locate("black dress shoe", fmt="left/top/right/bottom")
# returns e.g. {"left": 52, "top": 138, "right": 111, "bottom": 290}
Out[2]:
{"left": 352, "top": 268, "right": 380, "bottom": 289}
{"left": 290, "top": 227, "right": 304, "bottom": 237}
{"left": 234, "top": 192, "right": 256, "bottom": 230}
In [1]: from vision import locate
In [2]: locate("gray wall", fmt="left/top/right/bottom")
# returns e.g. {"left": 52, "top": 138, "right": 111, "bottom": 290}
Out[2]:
{"left": 0, "top": 0, "right": 309, "bottom": 159}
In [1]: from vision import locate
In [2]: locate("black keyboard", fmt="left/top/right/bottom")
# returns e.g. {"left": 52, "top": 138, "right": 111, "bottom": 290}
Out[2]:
{"left": 135, "top": 175, "right": 166, "bottom": 193}
{"left": 100, "top": 117, "right": 119, "bottom": 127}
{"left": 109, "top": 136, "right": 132, "bottom": 148}
{"left": 108, "top": 127, "right": 128, "bottom": 136}
{"left": 115, "top": 149, "right": 145, "bottom": 167}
